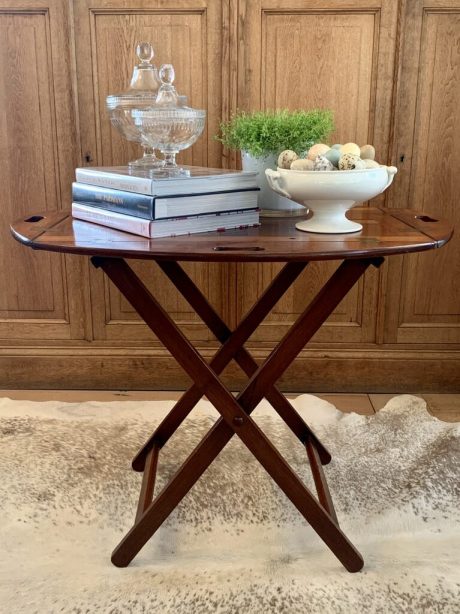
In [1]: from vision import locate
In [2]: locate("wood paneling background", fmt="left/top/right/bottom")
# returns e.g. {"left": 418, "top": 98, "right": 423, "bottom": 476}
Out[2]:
{"left": 1, "top": 0, "right": 459, "bottom": 391}
{"left": 0, "top": 0, "right": 88, "bottom": 345}
{"left": 236, "top": 0, "right": 399, "bottom": 345}
{"left": 74, "top": 0, "right": 232, "bottom": 344}
{"left": 385, "top": 0, "right": 460, "bottom": 346}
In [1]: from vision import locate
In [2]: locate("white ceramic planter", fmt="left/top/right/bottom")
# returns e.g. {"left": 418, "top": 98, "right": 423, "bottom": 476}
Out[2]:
{"left": 241, "top": 151, "right": 304, "bottom": 216}
{"left": 265, "top": 166, "right": 398, "bottom": 233}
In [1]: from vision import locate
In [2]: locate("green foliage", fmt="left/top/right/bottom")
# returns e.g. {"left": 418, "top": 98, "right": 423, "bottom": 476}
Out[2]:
{"left": 216, "top": 109, "right": 335, "bottom": 157}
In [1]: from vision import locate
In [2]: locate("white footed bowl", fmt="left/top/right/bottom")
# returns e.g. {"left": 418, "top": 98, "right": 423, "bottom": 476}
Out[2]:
{"left": 265, "top": 166, "right": 398, "bottom": 233}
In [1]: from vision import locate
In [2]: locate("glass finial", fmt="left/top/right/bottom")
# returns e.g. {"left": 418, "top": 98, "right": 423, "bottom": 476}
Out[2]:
{"left": 159, "top": 64, "right": 175, "bottom": 85}
{"left": 156, "top": 63, "right": 179, "bottom": 106}
{"left": 136, "top": 42, "right": 154, "bottom": 64}
{"left": 127, "top": 41, "right": 161, "bottom": 92}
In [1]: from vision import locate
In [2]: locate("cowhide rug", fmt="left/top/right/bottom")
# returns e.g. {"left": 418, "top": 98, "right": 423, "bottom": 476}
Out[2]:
{"left": 0, "top": 394, "right": 458, "bottom": 613}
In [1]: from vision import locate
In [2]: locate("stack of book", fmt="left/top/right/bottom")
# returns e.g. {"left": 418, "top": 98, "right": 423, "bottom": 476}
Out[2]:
{"left": 71, "top": 166, "right": 260, "bottom": 238}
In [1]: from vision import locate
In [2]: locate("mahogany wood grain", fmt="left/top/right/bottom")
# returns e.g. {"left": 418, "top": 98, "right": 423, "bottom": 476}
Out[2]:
{"left": 97, "top": 257, "right": 365, "bottom": 572}
{"left": 135, "top": 444, "right": 159, "bottom": 522}
{"left": 10, "top": 207, "right": 453, "bottom": 263}
{"left": 234, "top": 259, "right": 382, "bottom": 410}
{"left": 130, "top": 260, "right": 332, "bottom": 468}
{"left": 131, "top": 260, "right": 333, "bottom": 471}
{"left": 10, "top": 200, "right": 453, "bottom": 572}
{"left": 386, "top": 209, "right": 454, "bottom": 247}
{"left": 306, "top": 437, "right": 339, "bottom": 525}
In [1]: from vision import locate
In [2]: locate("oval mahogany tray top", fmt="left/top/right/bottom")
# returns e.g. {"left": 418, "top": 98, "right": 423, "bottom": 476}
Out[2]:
{"left": 10, "top": 207, "right": 453, "bottom": 262}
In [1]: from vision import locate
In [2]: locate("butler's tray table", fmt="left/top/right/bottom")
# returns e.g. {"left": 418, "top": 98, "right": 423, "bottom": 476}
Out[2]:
{"left": 11, "top": 206, "right": 453, "bottom": 573}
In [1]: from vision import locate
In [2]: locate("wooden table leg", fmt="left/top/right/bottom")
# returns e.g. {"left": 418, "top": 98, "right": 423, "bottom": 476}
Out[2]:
{"left": 236, "top": 258, "right": 384, "bottom": 411}
{"left": 92, "top": 256, "right": 382, "bottom": 572}
{"left": 306, "top": 436, "right": 338, "bottom": 524}
{"left": 131, "top": 260, "right": 331, "bottom": 471}
{"left": 135, "top": 444, "right": 159, "bottom": 522}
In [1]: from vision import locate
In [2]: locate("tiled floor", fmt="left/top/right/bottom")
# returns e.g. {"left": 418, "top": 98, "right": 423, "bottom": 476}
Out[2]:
{"left": 1, "top": 390, "right": 459, "bottom": 421}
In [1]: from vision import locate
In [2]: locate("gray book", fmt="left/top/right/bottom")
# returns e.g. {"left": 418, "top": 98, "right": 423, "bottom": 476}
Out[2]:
{"left": 75, "top": 165, "right": 259, "bottom": 196}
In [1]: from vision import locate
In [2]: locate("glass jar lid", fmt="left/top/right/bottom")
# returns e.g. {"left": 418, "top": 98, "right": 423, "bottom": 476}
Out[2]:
{"left": 131, "top": 62, "right": 205, "bottom": 120}
{"left": 106, "top": 42, "right": 161, "bottom": 110}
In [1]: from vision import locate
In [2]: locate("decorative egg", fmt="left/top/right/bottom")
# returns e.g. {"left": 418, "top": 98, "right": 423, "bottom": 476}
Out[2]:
{"left": 313, "top": 155, "right": 335, "bottom": 171}
{"left": 324, "top": 148, "right": 341, "bottom": 167}
{"left": 331, "top": 144, "right": 342, "bottom": 150}
{"left": 338, "top": 153, "right": 366, "bottom": 170}
{"left": 341, "top": 142, "right": 361, "bottom": 157}
{"left": 362, "top": 158, "right": 380, "bottom": 169}
{"left": 307, "top": 143, "right": 330, "bottom": 161}
{"left": 360, "top": 144, "right": 376, "bottom": 160}
{"left": 278, "top": 150, "right": 298, "bottom": 169}
{"left": 290, "top": 158, "right": 314, "bottom": 170}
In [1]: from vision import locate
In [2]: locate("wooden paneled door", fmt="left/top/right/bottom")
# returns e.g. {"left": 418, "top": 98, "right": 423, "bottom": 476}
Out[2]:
{"left": 384, "top": 0, "right": 460, "bottom": 348}
{"left": 0, "top": 0, "right": 87, "bottom": 350}
{"left": 74, "top": 0, "right": 232, "bottom": 346}
{"left": 2, "top": 0, "right": 458, "bottom": 390}
{"left": 235, "top": 0, "right": 400, "bottom": 347}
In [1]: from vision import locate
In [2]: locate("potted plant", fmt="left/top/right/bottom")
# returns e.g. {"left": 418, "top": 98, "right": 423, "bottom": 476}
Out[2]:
{"left": 216, "top": 109, "right": 334, "bottom": 214}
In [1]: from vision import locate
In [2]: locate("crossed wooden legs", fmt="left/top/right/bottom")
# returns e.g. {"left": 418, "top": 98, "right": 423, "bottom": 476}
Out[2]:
{"left": 92, "top": 255, "right": 383, "bottom": 572}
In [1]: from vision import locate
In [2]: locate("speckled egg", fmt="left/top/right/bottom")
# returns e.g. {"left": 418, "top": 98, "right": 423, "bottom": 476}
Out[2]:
{"left": 331, "top": 144, "right": 342, "bottom": 150}
{"left": 360, "top": 144, "right": 376, "bottom": 160}
{"left": 313, "top": 155, "right": 335, "bottom": 171}
{"left": 278, "top": 150, "right": 298, "bottom": 169}
{"left": 362, "top": 158, "right": 380, "bottom": 169}
{"left": 290, "top": 158, "right": 314, "bottom": 171}
{"left": 307, "top": 143, "right": 330, "bottom": 161}
{"left": 338, "top": 153, "right": 366, "bottom": 170}
{"left": 341, "top": 142, "right": 361, "bottom": 157}
{"left": 324, "top": 148, "right": 341, "bottom": 167}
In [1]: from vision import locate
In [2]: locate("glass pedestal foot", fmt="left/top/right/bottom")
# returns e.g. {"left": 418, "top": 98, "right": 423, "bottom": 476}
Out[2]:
{"left": 148, "top": 152, "right": 190, "bottom": 177}
{"left": 128, "top": 148, "right": 164, "bottom": 170}
{"left": 149, "top": 167, "right": 190, "bottom": 178}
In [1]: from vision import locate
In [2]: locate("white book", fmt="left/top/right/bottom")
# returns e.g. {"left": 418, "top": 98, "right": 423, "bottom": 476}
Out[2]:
{"left": 72, "top": 202, "right": 260, "bottom": 239}
{"left": 75, "top": 166, "right": 259, "bottom": 196}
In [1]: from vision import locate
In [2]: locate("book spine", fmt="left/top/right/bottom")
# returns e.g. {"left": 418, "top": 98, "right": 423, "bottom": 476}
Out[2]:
{"left": 75, "top": 169, "right": 152, "bottom": 195}
{"left": 72, "top": 183, "right": 154, "bottom": 219}
{"left": 71, "top": 203, "right": 151, "bottom": 238}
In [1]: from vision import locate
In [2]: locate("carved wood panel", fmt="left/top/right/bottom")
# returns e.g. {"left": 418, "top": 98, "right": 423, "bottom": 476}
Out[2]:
{"left": 74, "top": 0, "right": 231, "bottom": 342}
{"left": 384, "top": 1, "right": 460, "bottom": 345}
{"left": 236, "top": 0, "right": 399, "bottom": 343}
{"left": 0, "top": 1, "right": 86, "bottom": 342}
{"left": 1, "top": 0, "right": 458, "bottom": 390}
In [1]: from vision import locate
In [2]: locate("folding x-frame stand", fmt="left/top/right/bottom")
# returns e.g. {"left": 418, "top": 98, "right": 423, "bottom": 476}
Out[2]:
{"left": 92, "top": 255, "right": 383, "bottom": 573}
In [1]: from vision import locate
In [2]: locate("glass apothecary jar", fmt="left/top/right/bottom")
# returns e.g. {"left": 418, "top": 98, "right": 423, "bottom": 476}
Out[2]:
{"left": 106, "top": 42, "right": 164, "bottom": 169}
{"left": 132, "top": 64, "right": 206, "bottom": 177}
